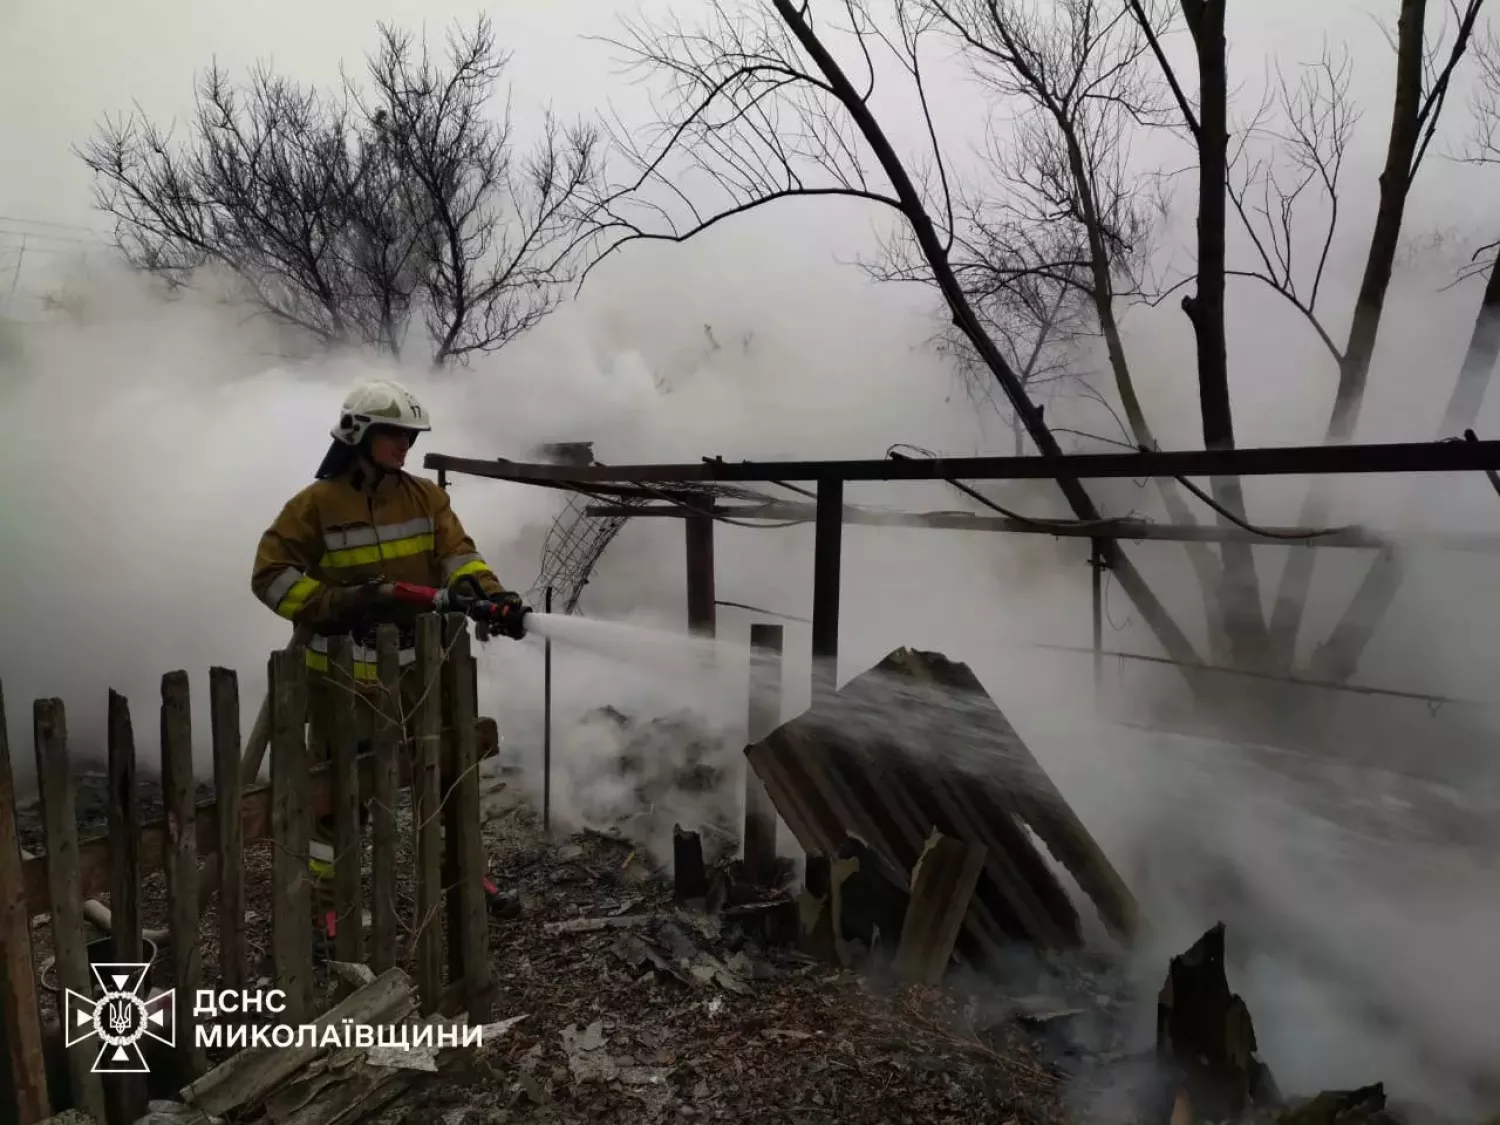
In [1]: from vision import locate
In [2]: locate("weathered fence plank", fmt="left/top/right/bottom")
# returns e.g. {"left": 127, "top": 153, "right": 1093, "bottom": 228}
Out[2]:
{"left": 743, "top": 623, "right": 784, "bottom": 885}
{"left": 3, "top": 637, "right": 494, "bottom": 1117}
{"left": 269, "top": 650, "right": 312, "bottom": 1023}
{"left": 108, "top": 687, "right": 148, "bottom": 1125}
{"left": 22, "top": 720, "right": 501, "bottom": 917}
{"left": 33, "top": 698, "right": 106, "bottom": 1124}
{"left": 326, "top": 637, "right": 364, "bottom": 967}
{"left": 208, "top": 668, "right": 244, "bottom": 993}
{"left": 162, "top": 671, "right": 208, "bottom": 1080}
{"left": 0, "top": 683, "right": 50, "bottom": 1125}
{"left": 893, "top": 830, "right": 988, "bottom": 986}
{"left": 412, "top": 614, "right": 444, "bottom": 1013}
{"left": 442, "top": 614, "right": 489, "bottom": 1019}
{"left": 370, "top": 627, "right": 401, "bottom": 975}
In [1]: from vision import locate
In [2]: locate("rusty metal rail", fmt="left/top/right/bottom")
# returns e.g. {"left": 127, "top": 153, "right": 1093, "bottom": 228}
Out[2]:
{"left": 427, "top": 437, "right": 1500, "bottom": 485}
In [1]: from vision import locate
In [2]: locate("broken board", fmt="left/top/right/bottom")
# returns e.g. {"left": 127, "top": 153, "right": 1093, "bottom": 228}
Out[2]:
{"left": 745, "top": 647, "right": 1138, "bottom": 966}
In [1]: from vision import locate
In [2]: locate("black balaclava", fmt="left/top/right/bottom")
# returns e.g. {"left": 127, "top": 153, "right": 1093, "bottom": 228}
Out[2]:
{"left": 314, "top": 438, "right": 356, "bottom": 480}
{"left": 313, "top": 426, "right": 420, "bottom": 482}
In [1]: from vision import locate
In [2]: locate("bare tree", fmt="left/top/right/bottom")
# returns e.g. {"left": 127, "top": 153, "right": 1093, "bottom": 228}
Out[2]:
{"left": 358, "top": 22, "right": 601, "bottom": 364}
{"left": 908, "top": 0, "right": 1259, "bottom": 664}
{"left": 584, "top": 0, "right": 1205, "bottom": 672}
{"left": 1222, "top": 45, "right": 1360, "bottom": 368}
{"left": 1117, "top": 0, "right": 1486, "bottom": 680}
{"left": 77, "top": 17, "right": 601, "bottom": 366}
{"left": 583, "top": 0, "right": 1488, "bottom": 699}
{"left": 1301, "top": 17, "right": 1500, "bottom": 682}
{"left": 1102, "top": 0, "right": 1284, "bottom": 670}
{"left": 1434, "top": 22, "right": 1500, "bottom": 437}
{"left": 1253, "top": 0, "right": 1488, "bottom": 669}
{"left": 931, "top": 222, "right": 1093, "bottom": 454}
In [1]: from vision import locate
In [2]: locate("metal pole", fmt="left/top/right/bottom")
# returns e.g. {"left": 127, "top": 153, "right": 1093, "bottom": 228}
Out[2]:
{"left": 810, "top": 479, "right": 844, "bottom": 703}
{"left": 543, "top": 585, "right": 553, "bottom": 835}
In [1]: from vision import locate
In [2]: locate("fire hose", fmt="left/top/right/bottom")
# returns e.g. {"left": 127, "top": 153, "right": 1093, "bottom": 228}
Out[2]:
{"left": 380, "top": 575, "right": 532, "bottom": 642}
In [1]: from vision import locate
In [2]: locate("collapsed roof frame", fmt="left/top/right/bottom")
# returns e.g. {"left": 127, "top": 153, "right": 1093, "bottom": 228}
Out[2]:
{"left": 425, "top": 436, "right": 1500, "bottom": 707}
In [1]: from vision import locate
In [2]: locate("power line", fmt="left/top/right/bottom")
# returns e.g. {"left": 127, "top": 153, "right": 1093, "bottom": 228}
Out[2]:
{"left": 0, "top": 214, "right": 111, "bottom": 237}
{"left": 1028, "top": 640, "right": 1484, "bottom": 710}
{"left": 0, "top": 242, "right": 108, "bottom": 260}
{"left": 0, "top": 228, "right": 109, "bottom": 249}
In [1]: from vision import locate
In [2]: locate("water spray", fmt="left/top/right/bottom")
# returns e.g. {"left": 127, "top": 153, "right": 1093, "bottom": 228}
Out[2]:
{"left": 522, "top": 609, "right": 734, "bottom": 673}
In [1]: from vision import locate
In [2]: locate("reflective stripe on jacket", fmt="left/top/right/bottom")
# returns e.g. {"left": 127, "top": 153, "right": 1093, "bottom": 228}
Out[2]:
{"left": 305, "top": 633, "right": 420, "bottom": 682}
{"left": 250, "top": 461, "right": 505, "bottom": 679}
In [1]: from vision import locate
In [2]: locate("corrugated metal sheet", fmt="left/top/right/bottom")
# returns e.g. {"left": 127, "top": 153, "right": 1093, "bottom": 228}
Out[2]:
{"left": 746, "top": 648, "right": 1138, "bottom": 962}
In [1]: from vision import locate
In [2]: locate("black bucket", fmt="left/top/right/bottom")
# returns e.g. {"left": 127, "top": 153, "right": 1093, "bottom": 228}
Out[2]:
{"left": 41, "top": 934, "right": 160, "bottom": 996}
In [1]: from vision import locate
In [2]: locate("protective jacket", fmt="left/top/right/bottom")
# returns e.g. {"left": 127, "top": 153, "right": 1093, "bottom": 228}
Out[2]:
{"left": 251, "top": 460, "right": 506, "bottom": 682}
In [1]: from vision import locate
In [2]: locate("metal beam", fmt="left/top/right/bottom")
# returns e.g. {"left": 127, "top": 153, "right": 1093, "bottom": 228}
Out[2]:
{"left": 578, "top": 502, "right": 1500, "bottom": 553}
{"left": 426, "top": 437, "right": 1500, "bottom": 485}
{"left": 1031, "top": 641, "right": 1488, "bottom": 709}
{"left": 488, "top": 476, "right": 714, "bottom": 504}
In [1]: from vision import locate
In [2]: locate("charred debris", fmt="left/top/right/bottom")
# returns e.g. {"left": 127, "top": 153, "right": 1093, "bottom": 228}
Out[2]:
{"left": 524, "top": 645, "right": 1446, "bottom": 1125}
{"left": 25, "top": 647, "right": 1475, "bottom": 1125}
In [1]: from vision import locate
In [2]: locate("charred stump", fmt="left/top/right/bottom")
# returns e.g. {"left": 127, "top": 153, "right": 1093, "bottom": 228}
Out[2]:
{"left": 1156, "top": 923, "right": 1280, "bottom": 1122}
{"left": 1279, "top": 1084, "right": 1392, "bottom": 1125}
{"left": 797, "top": 853, "right": 837, "bottom": 962}
{"left": 672, "top": 825, "right": 708, "bottom": 903}
{"left": 830, "top": 836, "right": 909, "bottom": 968}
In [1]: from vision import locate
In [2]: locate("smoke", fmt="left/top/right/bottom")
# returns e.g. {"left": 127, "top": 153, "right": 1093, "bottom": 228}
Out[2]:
{"left": 4, "top": 205, "right": 1499, "bottom": 1119}
{"left": 3, "top": 8, "right": 1500, "bottom": 1119}
{"left": 0, "top": 215, "right": 1064, "bottom": 790}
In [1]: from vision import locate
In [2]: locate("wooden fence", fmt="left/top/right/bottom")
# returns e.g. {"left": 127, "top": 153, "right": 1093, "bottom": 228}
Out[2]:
{"left": 0, "top": 614, "right": 494, "bottom": 1125}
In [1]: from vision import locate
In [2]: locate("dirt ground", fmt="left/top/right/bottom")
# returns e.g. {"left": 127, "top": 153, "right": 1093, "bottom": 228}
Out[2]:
{"left": 19, "top": 766, "right": 1163, "bottom": 1125}
{"left": 350, "top": 805, "right": 1137, "bottom": 1125}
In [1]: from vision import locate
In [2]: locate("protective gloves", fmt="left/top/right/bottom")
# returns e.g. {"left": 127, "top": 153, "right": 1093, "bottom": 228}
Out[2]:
{"left": 468, "top": 590, "right": 530, "bottom": 641}
{"left": 323, "top": 579, "right": 388, "bottom": 630}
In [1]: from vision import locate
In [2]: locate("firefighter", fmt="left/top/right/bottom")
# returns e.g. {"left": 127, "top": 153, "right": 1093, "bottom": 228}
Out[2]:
{"left": 251, "top": 377, "right": 528, "bottom": 921}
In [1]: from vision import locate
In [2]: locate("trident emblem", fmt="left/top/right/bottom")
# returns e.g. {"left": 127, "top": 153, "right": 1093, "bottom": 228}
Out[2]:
{"left": 108, "top": 998, "right": 133, "bottom": 1036}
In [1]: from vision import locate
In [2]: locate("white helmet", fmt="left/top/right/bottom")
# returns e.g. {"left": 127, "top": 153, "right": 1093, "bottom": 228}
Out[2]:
{"left": 331, "top": 379, "right": 432, "bottom": 446}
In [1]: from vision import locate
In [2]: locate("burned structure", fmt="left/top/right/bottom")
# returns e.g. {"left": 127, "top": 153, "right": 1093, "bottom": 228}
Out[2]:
{"left": 425, "top": 435, "right": 1500, "bottom": 982}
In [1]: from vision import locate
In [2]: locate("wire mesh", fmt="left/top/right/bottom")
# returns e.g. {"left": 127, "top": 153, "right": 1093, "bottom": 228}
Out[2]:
{"left": 523, "top": 474, "right": 782, "bottom": 614}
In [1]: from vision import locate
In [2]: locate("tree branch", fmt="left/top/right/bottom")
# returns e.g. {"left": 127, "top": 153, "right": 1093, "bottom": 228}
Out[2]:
{"left": 76, "top": 16, "right": 602, "bottom": 366}
{"left": 583, "top": 0, "right": 1205, "bottom": 674}
{"left": 1267, "top": 0, "right": 1484, "bottom": 670}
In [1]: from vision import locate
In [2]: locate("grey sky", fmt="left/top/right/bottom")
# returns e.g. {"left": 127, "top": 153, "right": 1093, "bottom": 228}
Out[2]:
{"left": 1, "top": 0, "right": 1466, "bottom": 229}
{"left": 1, "top": 0, "right": 607, "bottom": 226}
